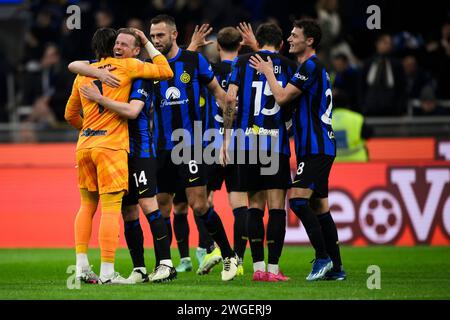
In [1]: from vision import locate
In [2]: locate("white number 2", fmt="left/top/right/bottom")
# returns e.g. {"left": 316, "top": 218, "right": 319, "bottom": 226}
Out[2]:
{"left": 321, "top": 88, "right": 333, "bottom": 125}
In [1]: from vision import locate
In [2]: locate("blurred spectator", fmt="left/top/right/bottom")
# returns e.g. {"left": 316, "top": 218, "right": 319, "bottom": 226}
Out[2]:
{"left": 127, "top": 18, "right": 145, "bottom": 31}
{"left": 60, "top": 18, "right": 91, "bottom": 62}
{"left": 402, "top": 55, "right": 433, "bottom": 100}
{"left": 392, "top": 31, "right": 425, "bottom": 56}
{"left": 425, "top": 21, "right": 450, "bottom": 100}
{"left": 21, "top": 43, "right": 74, "bottom": 127}
{"left": 95, "top": 9, "right": 114, "bottom": 29}
{"left": 23, "top": 8, "right": 59, "bottom": 64}
{"left": 0, "top": 52, "right": 9, "bottom": 122}
{"left": 413, "top": 85, "right": 449, "bottom": 116}
{"left": 332, "top": 92, "right": 372, "bottom": 162}
{"left": 331, "top": 53, "right": 359, "bottom": 112}
{"left": 316, "top": 0, "right": 341, "bottom": 68}
{"left": 359, "top": 34, "right": 407, "bottom": 116}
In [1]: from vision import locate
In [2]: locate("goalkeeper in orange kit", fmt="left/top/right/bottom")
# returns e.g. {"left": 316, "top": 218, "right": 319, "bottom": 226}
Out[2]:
{"left": 64, "top": 27, "right": 173, "bottom": 284}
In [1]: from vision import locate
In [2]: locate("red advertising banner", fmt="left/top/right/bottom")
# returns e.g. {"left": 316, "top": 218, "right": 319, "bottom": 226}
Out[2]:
{"left": 0, "top": 143, "right": 449, "bottom": 247}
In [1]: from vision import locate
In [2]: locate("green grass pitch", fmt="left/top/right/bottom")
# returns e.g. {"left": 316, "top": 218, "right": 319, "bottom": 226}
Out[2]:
{"left": 0, "top": 246, "right": 449, "bottom": 300}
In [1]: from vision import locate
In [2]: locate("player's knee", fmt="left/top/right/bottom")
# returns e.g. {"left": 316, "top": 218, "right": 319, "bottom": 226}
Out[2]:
{"left": 190, "top": 200, "right": 208, "bottom": 216}
{"left": 122, "top": 205, "right": 139, "bottom": 221}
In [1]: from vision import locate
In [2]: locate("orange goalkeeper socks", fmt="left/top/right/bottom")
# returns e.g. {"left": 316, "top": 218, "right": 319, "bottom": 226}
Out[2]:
{"left": 98, "top": 191, "right": 124, "bottom": 263}
{"left": 75, "top": 189, "right": 98, "bottom": 254}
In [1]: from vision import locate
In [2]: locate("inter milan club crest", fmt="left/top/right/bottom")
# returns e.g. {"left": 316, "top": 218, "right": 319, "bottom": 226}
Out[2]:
{"left": 180, "top": 71, "right": 191, "bottom": 84}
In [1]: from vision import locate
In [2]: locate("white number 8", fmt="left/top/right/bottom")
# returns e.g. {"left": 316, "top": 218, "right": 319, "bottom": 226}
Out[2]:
{"left": 296, "top": 162, "right": 305, "bottom": 175}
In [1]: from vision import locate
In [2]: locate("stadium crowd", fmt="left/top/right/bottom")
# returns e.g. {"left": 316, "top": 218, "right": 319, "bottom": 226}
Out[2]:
{"left": 0, "top": 0, "right": 449, "bottom": 134}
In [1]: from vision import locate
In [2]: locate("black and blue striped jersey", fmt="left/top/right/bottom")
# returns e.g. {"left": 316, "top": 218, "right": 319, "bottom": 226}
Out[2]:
{"left": 228, "top": 50, "right": 297, "bottom": 156}
{"left": 289, "top": 55, "right": 336, "bottom": 157}
{"left": 128, "top": 79, "right": 156, "bottom": 158}
{"left": 203, "top": 60, "right": 233, "bottom": 149}
{"left": 152, "top": 48, "right": 214, "bottom": 151}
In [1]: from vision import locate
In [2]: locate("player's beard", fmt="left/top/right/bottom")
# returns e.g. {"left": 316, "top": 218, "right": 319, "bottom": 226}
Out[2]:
{"left": 159, "top": 39, "right": 173, "bottom": 56}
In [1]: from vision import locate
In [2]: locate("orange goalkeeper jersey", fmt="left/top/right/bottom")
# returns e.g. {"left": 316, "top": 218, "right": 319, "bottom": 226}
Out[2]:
{"left": 65, "top": 55, "right": 173, "bottom": 152}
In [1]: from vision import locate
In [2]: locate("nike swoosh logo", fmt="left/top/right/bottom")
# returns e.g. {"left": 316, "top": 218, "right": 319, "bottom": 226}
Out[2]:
{"left": 139, "top": 188, "right": 149, "bottom": 195}
{"left": 189, "top": 177, "right": 199, "bottom": 183}
{"left": 157, "top": 235, "right": 167, "bottom": 241}
{"left": 153, "top": 80, "right": 159, "bottom": 84}
{"left": 292, "top": 180, "right": 301, "bottom": 184}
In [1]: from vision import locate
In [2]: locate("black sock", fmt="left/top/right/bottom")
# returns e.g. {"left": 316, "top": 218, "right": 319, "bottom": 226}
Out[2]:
{"left": 267, "top": 209, "right": 286, "bottom": 265}
{"left": 318, "top": 211, "right": 342, "bottom": 271}
{"left": 289, "top": 198, "right": 328, "bottom": 259}
{"left": 247, "top": 208, "right": 265, "bottom": 263}
{"left": 199, "top": 207, "right": 233, "bottom": 258}
{"left": 233, "top": 206, "right": 248, "bottom": 260}
{"left": 146, "top": 210, "right": 171, "bottom": 262}
{"left": 194, "top": 213, "right": 215, "bottom": 253}
{"left": 124, "top": 219, "right": 145, "bottom": 268}
{"left": 165, "top": 217, "right": 173, "bottom": 247}
{"left": 173, "top": 213, "right": 190, "bottom": 259}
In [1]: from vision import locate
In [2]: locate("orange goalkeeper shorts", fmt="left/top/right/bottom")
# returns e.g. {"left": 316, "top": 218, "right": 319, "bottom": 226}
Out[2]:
{"left": 76, "top": 147, "right": 128, "bottom": 194}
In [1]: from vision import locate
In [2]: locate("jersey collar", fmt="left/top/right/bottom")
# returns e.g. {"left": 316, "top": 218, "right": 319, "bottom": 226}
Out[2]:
{"left": 168, "top": 48, "right": 182, "bottom": 62}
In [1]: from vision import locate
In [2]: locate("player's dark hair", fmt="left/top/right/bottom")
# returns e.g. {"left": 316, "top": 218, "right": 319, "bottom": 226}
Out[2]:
{"left": 255, "top": 23, "right": 283, "bottom": 50}
{"left": 333, "top": 52, "right": 349, "bottom": 63}
{"left": 91, "top": 27, "right": 117, "bottom": 59}
{"left": 117, "top": 27, "right": 142, "bottom": 48}
{"left": 150, "top": 14, "right": 177, "bottom": 31}
{"left": 217, "top": 27, "right": 242, "bottom": 52}
{"left": 293, "top": 19, "right": 322, "bottom": 49}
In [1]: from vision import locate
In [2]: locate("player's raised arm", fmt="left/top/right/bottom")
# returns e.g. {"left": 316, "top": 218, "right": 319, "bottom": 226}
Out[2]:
{"left": 237, "top": 22, "right": 258, "bottom": 52}
{"left": 79, "top": 82, "right": 144, "bottom": 119}
{"left": 249, "top": 54, "right": 301, "bottom": 105}
{"left": 68, "top": 61, "right": 120, "bottom": 88}
{"left": 187, "top": 24, "right": 214, "bottom": 52}
{"left": 125, "top": 56, "right": 173, "bottom": 80}
{"left": 64, "top": 77, "right": 83, "bottom": 129}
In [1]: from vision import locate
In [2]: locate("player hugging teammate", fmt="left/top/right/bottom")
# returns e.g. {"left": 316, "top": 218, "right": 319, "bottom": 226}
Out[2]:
{"left": 65, "top": 15, "right": 345, "bottom": 285}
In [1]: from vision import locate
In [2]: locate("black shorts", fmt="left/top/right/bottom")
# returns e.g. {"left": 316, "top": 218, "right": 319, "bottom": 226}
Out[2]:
{"left": 156, "top": 148, "right": 207, "bottom": 194}
{"left": 236, "top": 152, "right": 291, "bottom": 191}
{"left": 206, "top": 163, "right": 240, "bottom": 193}
{"left": 122, "top": 156, "right": 157, "bottom": 206}
{"left": 291, "top": 154, "right": 335, "bottom": 198}
{"left": 173, "top": 188, "right": 187, "bottom": 204}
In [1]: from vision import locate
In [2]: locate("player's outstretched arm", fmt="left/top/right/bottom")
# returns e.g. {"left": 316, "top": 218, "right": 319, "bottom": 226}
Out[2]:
{"left": 79, "top": 82, "right": 144, "bottom": 119}
{"left": 249, "top": 54, "right": 301, "bottom": 105}
{"left": 187, "top": 24, "right": 214, "bottom": 52}
{"left": 127, "top": 56, "right": 174, "bottom": 80}
{"left": 68, "top": 61, "right": 120, "bottom": 88}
